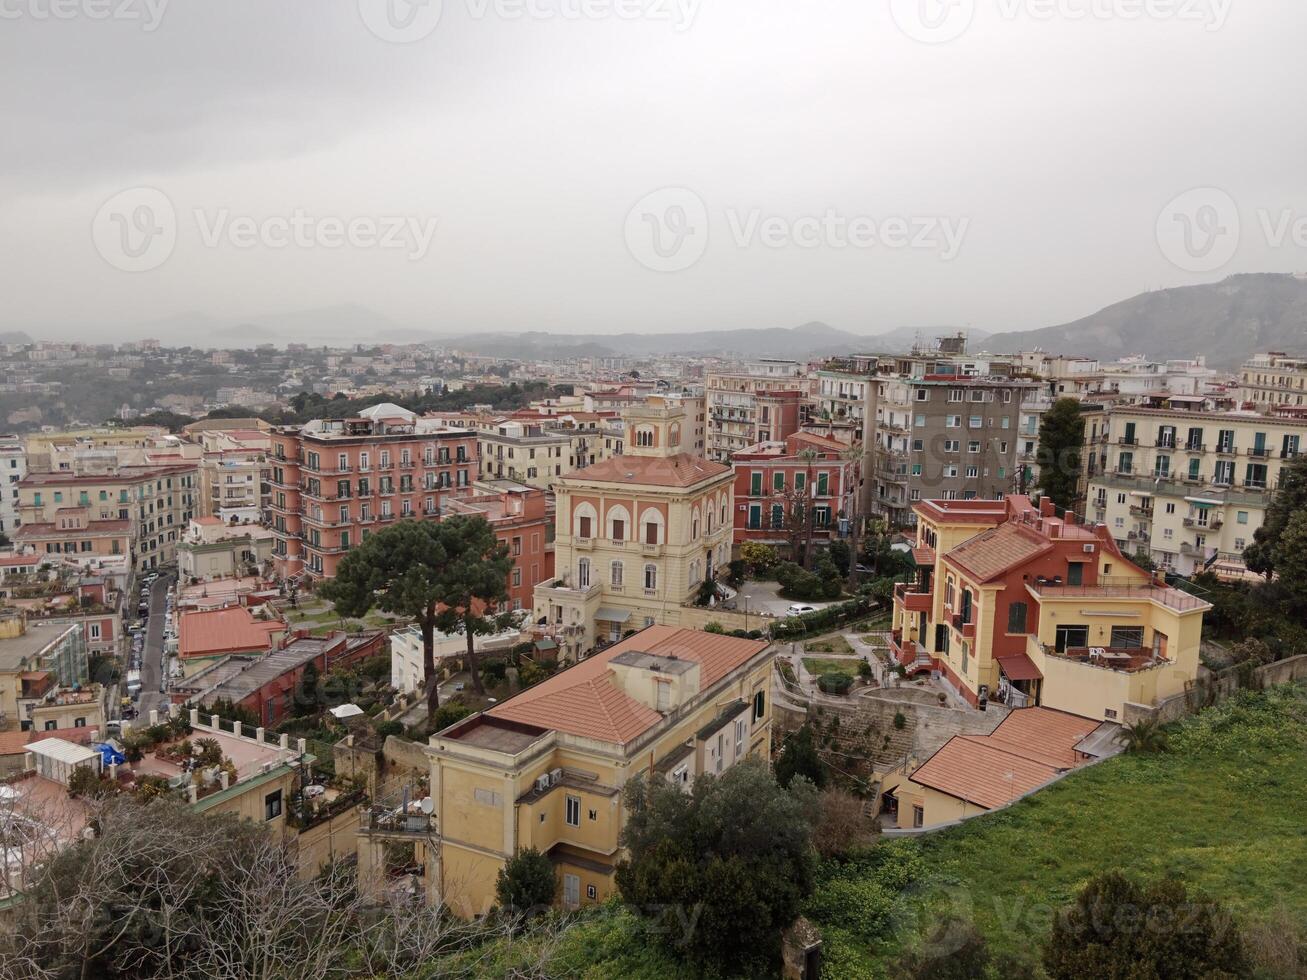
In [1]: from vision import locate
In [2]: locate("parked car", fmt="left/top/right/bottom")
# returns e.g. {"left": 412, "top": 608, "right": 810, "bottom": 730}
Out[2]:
{"left": 786, "top": 603, "right": 817, "bottom": 616}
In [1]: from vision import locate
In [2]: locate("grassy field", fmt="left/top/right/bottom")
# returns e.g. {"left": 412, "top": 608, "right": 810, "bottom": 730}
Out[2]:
{"left": 808, "top": 684, "right": 1307, "bottom": 976}
{"left": 803, "top": 656, "right": 860, "bottom": 677}
{"left": 806, "top": 635, "right": 854, "bottom": 655}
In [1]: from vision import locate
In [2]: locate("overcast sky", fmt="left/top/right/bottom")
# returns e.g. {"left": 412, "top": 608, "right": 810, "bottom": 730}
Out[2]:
{"left": 2, "top": 0, "right": 1305, "bottom": 342}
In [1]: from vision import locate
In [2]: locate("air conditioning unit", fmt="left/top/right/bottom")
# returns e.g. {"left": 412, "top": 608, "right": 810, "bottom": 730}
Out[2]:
{"left": 549, "top": 768, "right": 563, "bottom": 786}
{"left": 535, "top": 774, "right": 550, "bottom": 793}
{"left": 1082, "top": 544, "right": 1095, "bottom": 553}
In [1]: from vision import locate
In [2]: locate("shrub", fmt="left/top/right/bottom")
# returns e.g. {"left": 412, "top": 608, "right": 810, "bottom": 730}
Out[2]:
{"left": 703, "top": 621, "right": 725, "bottom": 634}
{"left": 818, "top": 672, "right": 853, "bottom": 695}
{"left": 775, "top": 725, "right": 826, "bottom": 789}
{"left": 374, "top": 720, "right": 405, "bottom": 740}
{"left": 1043, "top": 871, "right": 1248, "bottom": 979}
{"left": 857, "top": 659, "right": 873, "bottom": 678}
{"left": 479, "top": 659, "right": 508, "bottom": 685}
{"left": 428, "top": 701, "right": 472, "bottom": 734}
{"left": 893, "top": 711, "right": 907, "bottom": 731}
{"left": 895, "top": 916, "right": 991, "bottom": 980}
{"left": 494, "top": 847, "right": 557, "bottom": 916}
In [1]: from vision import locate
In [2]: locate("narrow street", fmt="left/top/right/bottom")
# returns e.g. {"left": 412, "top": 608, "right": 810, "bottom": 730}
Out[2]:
{"left": 137, "top": 573, "right": 173, "bottom": 719}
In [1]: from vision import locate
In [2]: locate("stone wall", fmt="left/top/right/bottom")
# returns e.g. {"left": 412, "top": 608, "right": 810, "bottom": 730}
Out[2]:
{"left": 382, "top": 734, "right": 432, "bottom": 774}
{"left": 1124, "top": 654, "right": 1307, "bottom": 726}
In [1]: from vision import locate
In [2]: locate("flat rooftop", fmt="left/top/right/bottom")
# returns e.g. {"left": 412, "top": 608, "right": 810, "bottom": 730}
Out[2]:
{"left": 441, "top": 715, "right": 548, "bottom": 755}
{"left": 0, "top": 621, "right": 78, "bottom": 671}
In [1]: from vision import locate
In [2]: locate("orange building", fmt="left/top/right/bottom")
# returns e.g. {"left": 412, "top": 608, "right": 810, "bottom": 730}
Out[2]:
{"left": 267, "top": 404, "right": 477, "bottom": 581}
{"left": 443, "top": 484, "right": 555, "bottom": 613}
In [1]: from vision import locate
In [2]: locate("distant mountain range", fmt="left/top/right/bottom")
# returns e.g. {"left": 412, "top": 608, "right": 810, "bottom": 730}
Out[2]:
{"left": 17, "top": 273, "right": 1307, "bottom": 368}
{"left": 982, "top": 273, "right": 1307, "bottom": 369}
{"left": 435, "top": 322, "right": 986, "bottom": 361}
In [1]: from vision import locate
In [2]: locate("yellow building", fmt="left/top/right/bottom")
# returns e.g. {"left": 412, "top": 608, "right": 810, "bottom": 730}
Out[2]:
{"left": 358, "top": 627, "right": 773, "bottom": 915}
{"left": 1084, "top": 405, "right": 1306, "bottom": 577}
{"left": 890, "top": 495, "right": 1209, "bottom": 723}
{"left": 17, "top": 462, "right": 199, "bottom": 573}
{"left": 532, "top": 398, "right": 735, "bottom": 658}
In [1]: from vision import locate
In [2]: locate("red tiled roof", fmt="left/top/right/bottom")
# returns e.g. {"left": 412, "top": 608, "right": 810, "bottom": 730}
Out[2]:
{"left": 0, "top": 725, "right": 95, "bottom": 757}
{"left": 987, "top": 707, "right": 1100, "bottom": 768}
{"left": 908, "top": 736, "right": 1060, "bottom": 810}
{"left": 566, "top": 453, "right": 732, "bottom": 489}
{"left": 179, "top": 606, "right": 281, "bottom": 658}
{"left": 908, "top": 707, "right": 1100, "bottom": 808}
{"left": 911, "top": 545, "right": 936, "bottom": 566}
{"left": 944, "top": 521, "right": 1052, "bottom": 583}
{"left": 487, "top": 626, "right": 768, "bottom": 745}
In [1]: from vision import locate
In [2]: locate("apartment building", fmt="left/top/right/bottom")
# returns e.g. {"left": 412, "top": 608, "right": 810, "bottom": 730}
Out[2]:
{"left": 705, "top": 360, "right": 808, "bottom": 461}
{"left": 0, "top": 436, "right": 26, "bottom": 537}
{"left": 732, "top": 432, "right": 860, "bottom": 548}
{"left": 442, "top": 483, "right": 554, "bottom": 613}
{"left": 177, "top": 517, "right": 277, "bottom": 582}
{"left": 1083, "top": 405, "right": 1306, "bottom": 576}
{"left": 873, "top": 376, "right": 1041, "bottom": 526}
{"left": 0, "top": 612, "right": 88, "bottom": 731}
{"left": 267, "top": 404, "right": 477, "bottom": 581}
{"left": 1236, "top": 352, "right": 1307, "bottom": 411}
{"left": 532, "top": 400, "right": 735, "bottom": 658}
{"left": 890, "top": 496, "right": 1209, "bottom": 722}
{"left": 466, "top": 413, "right": 622, "bottom": 490}
{"left": 362, "top": 626, "right": 773, "bottom": 914}
{"left": 17, "top": 462, "right": 199, "bottom": 572}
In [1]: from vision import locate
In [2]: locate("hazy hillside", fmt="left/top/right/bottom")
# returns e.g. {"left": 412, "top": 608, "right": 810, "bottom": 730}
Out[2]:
{"left": 983, "top": 273, "right": 1307, "bottom": 368}
{"left": 439, "top": 322, "right": 986, "bottom": 360}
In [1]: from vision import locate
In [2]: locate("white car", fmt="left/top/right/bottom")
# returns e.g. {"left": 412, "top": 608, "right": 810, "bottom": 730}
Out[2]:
{"left": 786, "top": 603, "right": 817, "bottom": 616}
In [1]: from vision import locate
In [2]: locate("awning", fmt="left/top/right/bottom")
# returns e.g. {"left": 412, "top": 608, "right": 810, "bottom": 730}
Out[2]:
{"left": 594, "top": 607, "right": 631, "bottom": 624}
{"left": 911, "top": 546, "right": 936, "bottom": 566}
{"left": 996, "top": 652, "right": 1043, "bottom": 682}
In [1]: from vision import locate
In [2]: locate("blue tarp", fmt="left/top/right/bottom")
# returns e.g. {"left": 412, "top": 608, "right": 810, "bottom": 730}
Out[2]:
{"left": 93, "top": 743, "right": 126, "bottom": 767}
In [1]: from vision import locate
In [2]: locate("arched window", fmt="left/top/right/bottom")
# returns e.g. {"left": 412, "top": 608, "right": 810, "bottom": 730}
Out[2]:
{"left": 574, "top": 502, "right": 597, "bottom": 539}
{"left": 644, "top": 563, "right": 658, "bottom": 590}
{"left": 634, "top": 426, "right": 655, "bottom": 448}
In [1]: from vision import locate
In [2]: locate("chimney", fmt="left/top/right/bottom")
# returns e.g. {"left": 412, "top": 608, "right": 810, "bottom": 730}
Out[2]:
{"left": 1064, "top": 511, "right": 1076, "bottom": 526}
{"left": 1039, "top": 497, "right": 1055, "bottom": 518}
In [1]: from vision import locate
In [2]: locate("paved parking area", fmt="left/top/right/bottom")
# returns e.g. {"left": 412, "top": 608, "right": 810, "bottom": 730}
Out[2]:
{"left": 730, "top": 579, "right": 839, "bottom": 618}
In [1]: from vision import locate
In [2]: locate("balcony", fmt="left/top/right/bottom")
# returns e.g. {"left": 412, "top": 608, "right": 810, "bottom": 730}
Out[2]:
{"left": 1185, "top": 443, "right": 1205, "bottom": 453}
{"left": 574, "top": 536, "right": 595, "bottom": 551}
{"left": 642, "top": 542, "right": 664, "bottom": 556}
{"left": 893, "top": 580, "right": 933, "bottom": 613}
{"left": 1128, "top": 505, "right": 1153, "bottom": 518}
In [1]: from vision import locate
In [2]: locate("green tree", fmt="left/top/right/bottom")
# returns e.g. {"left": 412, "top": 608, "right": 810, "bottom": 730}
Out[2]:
{"left": 1036, "top": 397, "right": 1085, "bottom": 511}
{"left": 616, "top": 758, "right": 817, "bottom": 976}
{"left": 1044, "top": 871, "right": 1248, "bottom": 980}
{"left": 319, "top": 520, "right": 454, "bottom": 720}
{"left": 774, "top": 724, "right": 827, "bottom": 789}
{"left": 494, "top": 847, "right": 557, "bottom": 916}
{"left": 1244, "top": 455, "right": 1307, "bottom": 580}
{"left": 428, "top": 514, "right": 514, "bottom": 698}
{"left": 1268, "top": 508, "right": 1307, "bottom": 614}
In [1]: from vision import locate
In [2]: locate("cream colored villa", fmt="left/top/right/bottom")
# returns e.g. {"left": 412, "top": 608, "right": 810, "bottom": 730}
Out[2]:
{"left": 532, "top": 398, "right": 735, "bottom": 659}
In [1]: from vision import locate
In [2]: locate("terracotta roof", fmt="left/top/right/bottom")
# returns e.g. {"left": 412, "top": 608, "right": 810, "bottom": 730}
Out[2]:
{"left": 912, "top": 498, "right": 1015, "bottom": 524}
{"left": 908, "top": 735, "right": 1061, "bottom": 810}
{"left": 911, "top": 545, "right": 936, "bottom": 566}
{"left": 16, "top": 520, "right": 131, "bottom": 538}
{"left": 987, "top": 707, "right": 1100, "bottom": 768}
{"left": 566, "top": 453, "right": 732, "bottom": 489}
{"left": 486, "top": 626, "right": 768, "bottom": 745}
{"left": 908, "top": 706, "right": 1100, "bottom": 808}
{"left": 944, "top": 521, "right": 1053, "bottom": 583}
{"left": 179, "top": 606, "right": 280, "bottom": 658}
{"left": 0, "top": 725, "right": 94, "bottom": 757}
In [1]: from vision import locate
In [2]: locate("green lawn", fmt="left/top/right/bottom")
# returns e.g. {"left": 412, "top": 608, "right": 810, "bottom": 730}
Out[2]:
{"left": 803, "top": 656, "right": 861, "bottom": 677}
{"left": 808, "top": 684, "right": 1307, "bottom": 976}
{"left": 806, "top": 635, "right": 854, "bottom": 655}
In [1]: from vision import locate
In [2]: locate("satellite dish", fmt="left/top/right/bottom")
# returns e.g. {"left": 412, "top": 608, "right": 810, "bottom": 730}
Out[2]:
{"left": 419, "top": 797, "right": 434, "bottom": 815}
